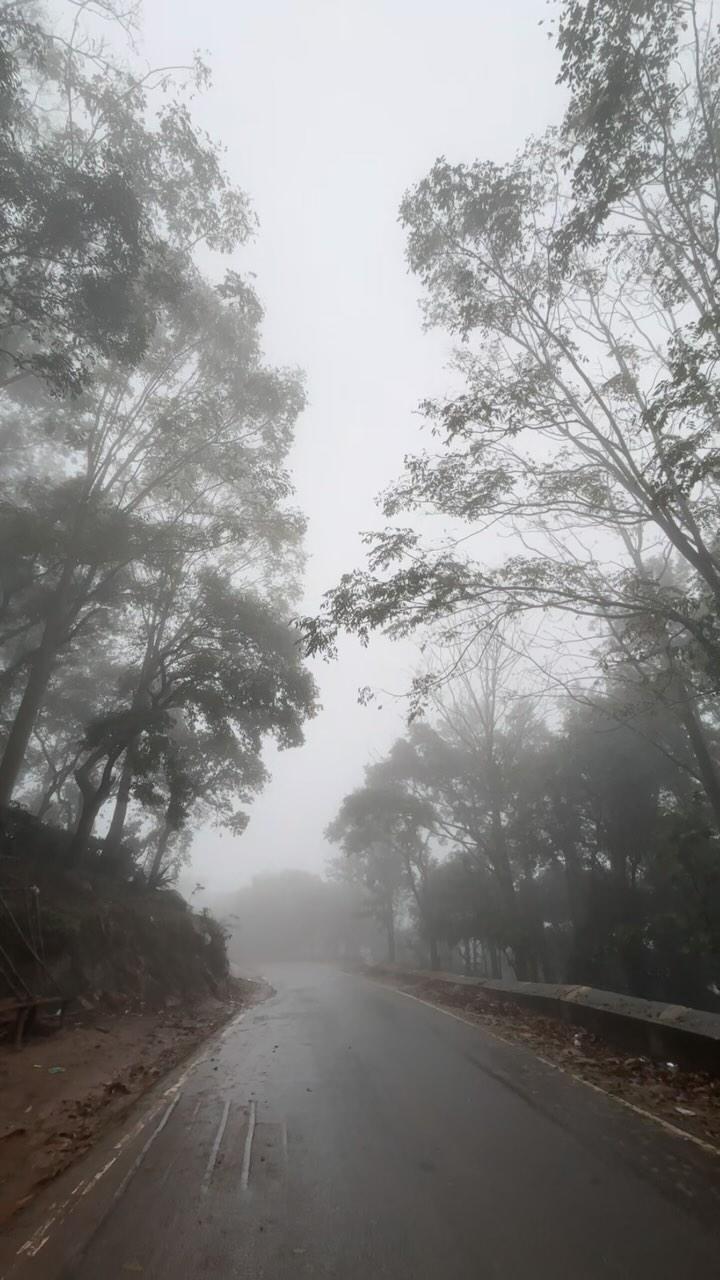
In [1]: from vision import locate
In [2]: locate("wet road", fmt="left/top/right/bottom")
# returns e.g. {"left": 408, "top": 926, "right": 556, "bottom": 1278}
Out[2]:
{"left": 3, "top": 963, "right": 720, "bottom": 1279}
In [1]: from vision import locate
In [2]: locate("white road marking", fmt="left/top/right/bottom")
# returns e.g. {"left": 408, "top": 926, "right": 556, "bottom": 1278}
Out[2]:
{"left": 240, "top": 1100, "right": 257, "bottom": 1191}
{"left": 11, "top": 1096, "right": 183, "bottom": 1273}
{"left": 15, "top": 1234, "right": 50, "bottom": 1261}
{"left": 80, "top": 1156, "right": 122, "bottom": 1199}
{"left": 10, "top": 1008, "right": 244, "bottom": 1269}
{"left": 220, "top": 1010, "right": 246, "bottom": 1041}
{"left": 111, "top": 1093, "right": 182, "bottom": 1205}
{"left": 202, "top": 1099, "right": 231, "bottom": 1194}
{"left": 381, "top": 982, "right": 720, "bottom": 1159}
{"left": 16, "top": 1220, "right": 55, "bottom": 1259}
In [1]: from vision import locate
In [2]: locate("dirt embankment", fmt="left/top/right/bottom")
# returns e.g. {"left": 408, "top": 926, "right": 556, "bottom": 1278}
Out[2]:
{"left": 370, "top": 968, "right": 720, "bottom": 1152}
{"left": 0, "top": 854, "right": 231, "bottom": 1011}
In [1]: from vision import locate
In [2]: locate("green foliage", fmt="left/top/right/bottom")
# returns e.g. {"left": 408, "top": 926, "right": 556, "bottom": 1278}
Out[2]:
{"left": 327, "top": 772, "right": 440, "bottom": 965}
{"left": 305, "top": 0, "right": 720, "bottom": 701}
{"left": 0, "top": 2, "right": 251, "bottom": 396}
{"left": 0, "top": 1, "right": 315, "bottom": 881}
{"left": 306, "top": 5, "right": 720, "bottom": 1003}
{"left": 333, "top": 644, "right": 720, "bottom": 1005}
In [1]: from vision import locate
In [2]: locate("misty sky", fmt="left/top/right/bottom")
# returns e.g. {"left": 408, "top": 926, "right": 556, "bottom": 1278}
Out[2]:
{"left": 140, "top": 0, "right": 564, "bottom": 892}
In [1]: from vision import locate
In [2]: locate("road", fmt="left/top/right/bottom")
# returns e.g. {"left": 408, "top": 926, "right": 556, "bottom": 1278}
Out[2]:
{"left": 3, "top": 963, "right": 720, "bottom": 1279}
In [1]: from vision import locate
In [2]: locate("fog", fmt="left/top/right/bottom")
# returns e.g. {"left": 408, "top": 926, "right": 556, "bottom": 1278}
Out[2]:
{"left": 5, "top": 8, "right": 720, "bottom": 1271}
{"left": 4, "top": 0, "right": 720, "bottom": 1010}
{"left": 137, "top": 0, "right": 563, "bottom": 892}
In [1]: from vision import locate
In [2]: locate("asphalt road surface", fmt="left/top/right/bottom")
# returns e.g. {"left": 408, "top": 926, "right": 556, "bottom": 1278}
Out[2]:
{"left": 3, "top": 963, "right": 720, "bottom": 1279}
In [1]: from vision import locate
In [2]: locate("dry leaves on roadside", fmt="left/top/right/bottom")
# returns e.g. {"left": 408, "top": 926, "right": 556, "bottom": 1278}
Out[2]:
{"left": 386, "top": 976, "right": 720, "bottom": 1148}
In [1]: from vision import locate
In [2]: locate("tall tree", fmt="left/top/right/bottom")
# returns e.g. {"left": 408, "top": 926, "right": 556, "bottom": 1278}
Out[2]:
{"left": 327, "top": 781, "right": 438, "bottom": 967}
{"left": 304, "top": 0, "right": 720, "bottom": 826}
{"left": 0, "top": 279, "right": 304, "bottom": 805}
{"left": 66, "top": 578, "right": 317, "bottom": 862}
{"left": 0, "top": 1, "right": 250, "bottom": 396}
{"left": 377, "top": 641, "right": 553, "bottom": 980}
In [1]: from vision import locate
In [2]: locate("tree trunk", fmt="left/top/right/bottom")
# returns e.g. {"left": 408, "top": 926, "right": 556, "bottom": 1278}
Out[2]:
{"left": 486, "top": 799, "right": 528, "bottom": 973}
{"left": 561, "top": 845, "right": 595, "bottom": 984}
{"left": 68, "top": 790, "right": 106, "bottom": 865}
{"left": 104, "top": 639, "right": 157, "bottom": 858}
{"left": 68, "top": 753, "right": 118, "bottom": 865}
{"left": 103, "top": 749, "right": 134, "bottom": 857}
{"left": 35, "top": 767, "right": 58, "bottom": 820}
{"left": 0, "top": 557, "right": 76, "bottom": 807}
{"left": 676, "top": 678, "right": 720, "bottom": 831}
{"left": 0, "top": 636, "right": 59, "bottom": 807}
{"left": 35, "top": 764, "right": 73, "bottom": 821}
{"left": 510, "top": 937, "right": 534, "bottom": 982}
{"left": 428, "top": 934, "right": 440, "bottom": 971}
{"left": 148, "top": 821, "right": 172, "bottom": 888}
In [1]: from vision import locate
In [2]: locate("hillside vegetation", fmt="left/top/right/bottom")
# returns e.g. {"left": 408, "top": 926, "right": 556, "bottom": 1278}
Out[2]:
{"left": 0, "top": 809, "right": 229, "bottom": 1013}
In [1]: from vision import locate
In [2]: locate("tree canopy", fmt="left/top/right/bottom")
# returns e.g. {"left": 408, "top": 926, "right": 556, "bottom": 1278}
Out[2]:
{"left": 0, "top": 1, "right": 316, "bottom": 888}
{"left": 0, "top": 2, "right": 250, "bottom": 396}
{"left": 314, "top": 0, "right": 720, "bottom": 1008}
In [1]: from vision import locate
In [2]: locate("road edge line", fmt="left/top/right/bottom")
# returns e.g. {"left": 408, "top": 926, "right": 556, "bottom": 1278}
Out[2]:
{"left": 380, "top": 980, "right": 720, "bottom": 1160}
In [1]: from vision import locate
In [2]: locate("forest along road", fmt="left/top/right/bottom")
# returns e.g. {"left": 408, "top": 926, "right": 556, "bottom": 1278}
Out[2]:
{"left": 3, "top": 964, "right": 720, "bottom": 1280}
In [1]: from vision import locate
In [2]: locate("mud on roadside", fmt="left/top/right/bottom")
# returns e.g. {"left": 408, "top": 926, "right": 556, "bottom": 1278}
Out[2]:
{"left": 0, "top": 977, "right": 270, "bottom": 1228}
